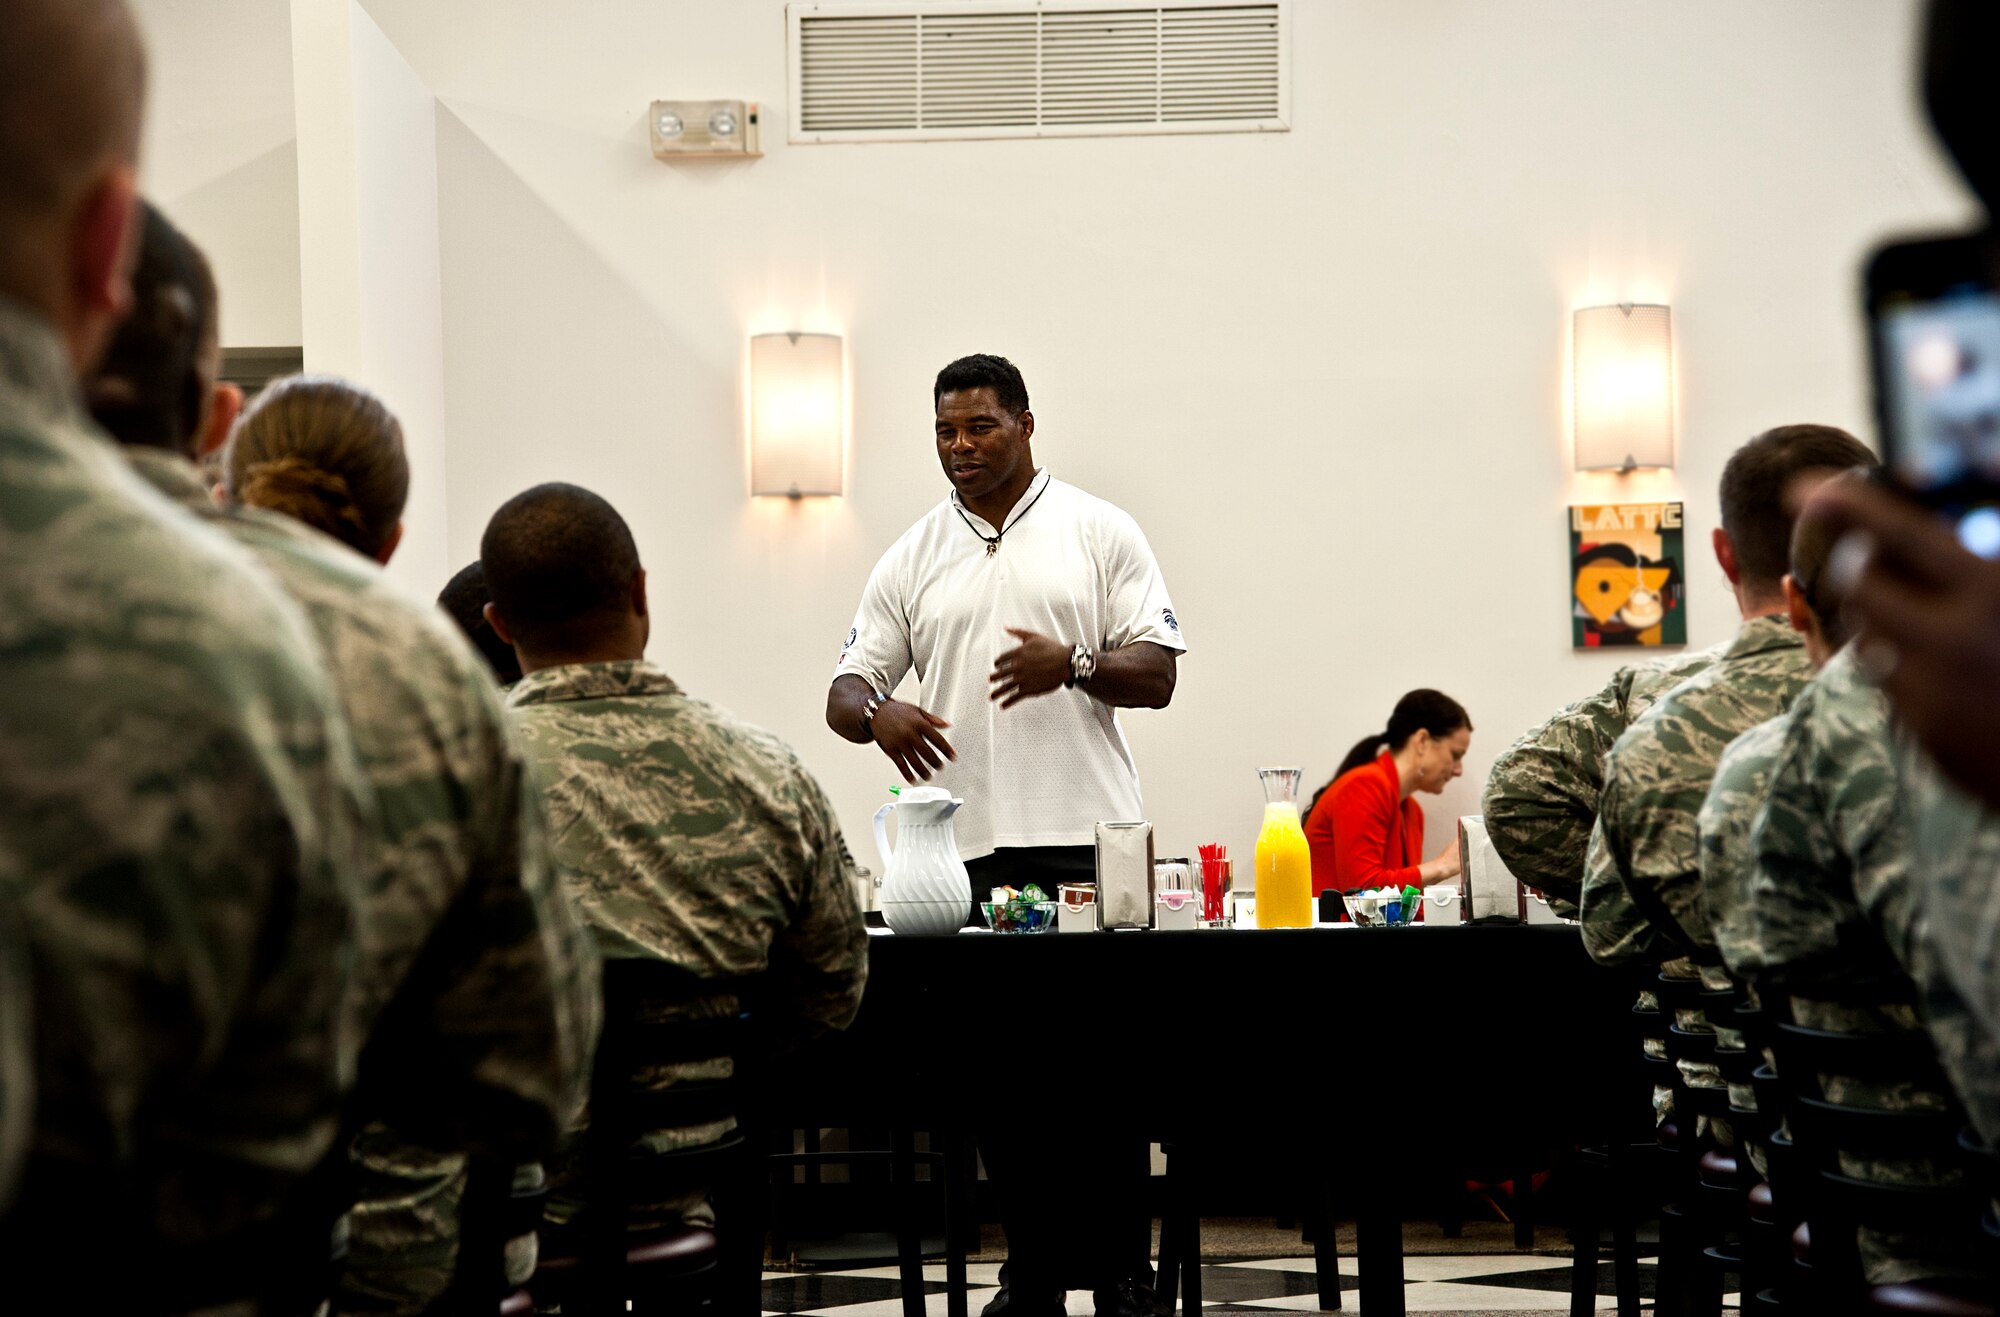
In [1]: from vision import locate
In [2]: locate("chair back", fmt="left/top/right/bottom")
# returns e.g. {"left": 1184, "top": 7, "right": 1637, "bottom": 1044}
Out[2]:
{"left": 1763, "top": 1016, "right": 1980, "bottom": 1306}
{"left": 1614, "top": 963, "right": 1674, "bottom": 1142}
{"left": 565, "top": 959, "right": 766, "bottom": 1317}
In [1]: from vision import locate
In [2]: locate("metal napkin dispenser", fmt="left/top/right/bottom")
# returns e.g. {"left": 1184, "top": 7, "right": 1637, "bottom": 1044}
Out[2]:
{"left": 1095, "top": 821, "right": 1155, "bottom": 929}
{"left": 1458, "top": 815, "right": 1525, "bottom": 922}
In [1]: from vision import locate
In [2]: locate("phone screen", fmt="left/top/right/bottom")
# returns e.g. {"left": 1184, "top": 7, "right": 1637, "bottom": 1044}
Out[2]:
{"left": 1876, "top": 280, "right": 2000, "bottom": 555}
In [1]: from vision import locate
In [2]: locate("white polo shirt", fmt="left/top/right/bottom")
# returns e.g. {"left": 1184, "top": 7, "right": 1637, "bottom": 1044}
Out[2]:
{"left": 834, "top": 469, "right": 1185, "bottom": 861}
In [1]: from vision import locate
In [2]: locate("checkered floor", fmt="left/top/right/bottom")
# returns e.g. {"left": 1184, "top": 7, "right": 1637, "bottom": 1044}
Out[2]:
{"left": 759, "top": 1252, "right": 1733, "bottom": 1314}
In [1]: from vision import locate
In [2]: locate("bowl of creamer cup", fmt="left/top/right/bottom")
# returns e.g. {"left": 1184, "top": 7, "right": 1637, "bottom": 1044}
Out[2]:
{"left": 1341, "top": 887, "right": 1417, "bottom": 927}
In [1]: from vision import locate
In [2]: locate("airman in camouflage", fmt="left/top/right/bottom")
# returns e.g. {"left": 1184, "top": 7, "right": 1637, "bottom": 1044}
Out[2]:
{"left": 1730, "top": 650, "right": 1969, "bottom": 1284}
{"left": 482, "top": 484, "right": 868, "bottom": 1233}
{"left": 1583, "top": 613, "right": 1812, "bottom": 968}
{"left": 86, "top": 207, "right": 601, "bottom": 1314}
{"left": 506, "top": 659, "right": 870, "bottom": 1226}
{"left": 1692, "top": 709, "right": 1792, "bottom": 1149}
{"left": 1482, "top": 643, "right": 1721, "bottom": 913}
{"left": 1580, "top": 423, "right": 1874, "bottom": 972}
{"left": 0, "top": 302, "right": 368, "bottom": 1280}
{"left": 128, "top": 444, "right": 600, "bottom": 1310}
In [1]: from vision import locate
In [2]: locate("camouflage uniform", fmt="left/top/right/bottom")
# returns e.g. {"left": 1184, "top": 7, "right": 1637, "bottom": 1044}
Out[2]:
{"left": 1899, "top": 751, "right": 2000, "bottom": 1146}
{"left": 1692, "top": 710, "right": 1792, "bottom": 1162}
{"left": 1482, "top": 642, "right": 1722, "bottom": 912}
{"left": 505, "top": 661, "right": 868, "bottom": 1230}
{"left": 123, "top": 448, "right": 601, "bottom": 1314}
{"left": 1695, "top": 714, "right": 1792, "bottom": 983}
{"left": 0, "top": 297, "right": 369, "bottom": 1286}
{"left": 1581, "top": 615, "right": 1808, "bottom": 1131}
{"left": 1583, "top": 615, "right": 1810, "bottom": 968}
{"left": 1743, "top": 651, "right": 1965, "bottom": 1283}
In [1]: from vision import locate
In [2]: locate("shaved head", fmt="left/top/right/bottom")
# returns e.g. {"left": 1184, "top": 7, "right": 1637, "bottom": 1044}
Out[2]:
{"left": 0, "top": 0, "right": 147, "bottom": 364}
{"left": 481, "top": 483, "right": 644, "bottom": 652}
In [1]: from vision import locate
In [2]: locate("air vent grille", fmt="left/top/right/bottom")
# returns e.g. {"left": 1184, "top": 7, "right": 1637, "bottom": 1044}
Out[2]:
{"left": 790, "top": 1, "right": 1287, "bottom": 142}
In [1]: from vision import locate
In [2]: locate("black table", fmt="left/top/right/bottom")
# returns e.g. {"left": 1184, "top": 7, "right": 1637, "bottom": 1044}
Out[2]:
{"left": 772, "top": 924, "right": 1631, "bottom": 1315}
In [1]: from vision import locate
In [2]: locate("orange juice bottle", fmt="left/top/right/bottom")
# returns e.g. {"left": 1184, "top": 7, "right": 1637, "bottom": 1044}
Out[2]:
{"left": 1254, "top": 767, "right": 1314, "bottom": 928}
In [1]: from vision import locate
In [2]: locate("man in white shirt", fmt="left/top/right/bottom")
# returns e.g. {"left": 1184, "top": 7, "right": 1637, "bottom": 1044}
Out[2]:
{"left": 827, "top": 354, "right": 1183, "bottom": 1317}
{"left": 828, "top": 353, "right": 1184, "bottom": 893}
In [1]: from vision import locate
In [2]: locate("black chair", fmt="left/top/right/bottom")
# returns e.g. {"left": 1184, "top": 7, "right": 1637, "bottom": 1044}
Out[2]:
{"left": 1568, "top": 965, "right": 1674, "bottom": 1317}
{"left": 766, "top": 1124, "right": 976, "bottom": 1317}
{"left": 532, "top": 960, "right": 766, "bottom": 1317}
{"left": 1568, "top": 1141, "right": 1654, "bottom": 1317}
{"left": 1715, "top": 996, "right": 1787, "bottom": 1308}
{"left": 1653, "top": 971, "right": 1743, "bottom": 1317}
{"left": 1958, "top": 1127, "right": 2000, "bottom": 1284}
{"left": 1762, "top": 1012, "right": 1992, "bottom": 1316}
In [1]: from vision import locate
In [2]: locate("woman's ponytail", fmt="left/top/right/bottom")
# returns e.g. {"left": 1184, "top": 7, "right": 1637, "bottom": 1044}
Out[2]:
{"left": 1305, "top": 731, "right": 1389, "bottom": 824}
{"left": 1334, "top": 730, "right": 1392, "bottom": 781}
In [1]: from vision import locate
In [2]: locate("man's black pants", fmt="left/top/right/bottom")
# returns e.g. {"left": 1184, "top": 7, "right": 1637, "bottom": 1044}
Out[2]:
{"left": 964, "top": 846, "right": 1152, "bottom": 1298}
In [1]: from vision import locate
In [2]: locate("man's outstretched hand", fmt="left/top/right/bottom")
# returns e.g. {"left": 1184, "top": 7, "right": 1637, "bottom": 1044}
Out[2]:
{"left": 874, "top": 701, "right": 956, "bottom": 784}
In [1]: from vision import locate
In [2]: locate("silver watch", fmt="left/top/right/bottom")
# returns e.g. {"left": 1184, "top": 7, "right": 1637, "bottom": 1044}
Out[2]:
{"left": 1066, "top": 642, "right": 1096, "bottom": 688}
{"left": 861, "top": 694, "right": 884, "bottom": 739}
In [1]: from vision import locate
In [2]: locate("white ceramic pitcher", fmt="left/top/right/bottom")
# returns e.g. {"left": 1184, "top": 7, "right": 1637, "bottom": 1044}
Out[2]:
{"left": 872, "top": 787, "right": 972, "bottom": 937}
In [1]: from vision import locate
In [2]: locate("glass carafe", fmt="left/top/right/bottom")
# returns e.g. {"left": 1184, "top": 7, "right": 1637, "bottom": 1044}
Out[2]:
{"left": 1254, "top": 767, "right": 1314, "bottom": 929}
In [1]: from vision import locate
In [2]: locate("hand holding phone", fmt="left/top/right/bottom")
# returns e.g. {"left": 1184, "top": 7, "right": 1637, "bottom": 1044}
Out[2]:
{"left": 1866, "top": 229, "right": 2000, "bottom": 554}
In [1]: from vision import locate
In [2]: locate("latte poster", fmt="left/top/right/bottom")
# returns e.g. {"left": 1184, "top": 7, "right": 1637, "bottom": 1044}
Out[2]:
{"left": 1569, "top": 502, "right": 1687, "bottom": 648}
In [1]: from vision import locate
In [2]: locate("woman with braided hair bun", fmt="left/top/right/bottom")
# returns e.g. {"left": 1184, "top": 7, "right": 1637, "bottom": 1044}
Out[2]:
{"left": 89, "top": 212, "right": 596, "bottom": 1312}
{"left": 226, "top": 374, "right": 409, "bottom": 562}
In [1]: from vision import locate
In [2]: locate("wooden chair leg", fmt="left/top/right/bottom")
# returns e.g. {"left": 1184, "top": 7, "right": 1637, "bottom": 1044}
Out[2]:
{"left": 1610, "top": 1171, "right": 1641, "bottom": 1317}
{"left": 767, "top": 1127, "right": 794, "bottom": 1267}
{"left": 1655, "top": 1202, "right": 1688, "bottom": 1317}
{"left": 943, "top": 1128, "right": 970, "bottom": 1317}
{"left": 1515, "top": 1161, "right": 1535, "bottom": 1250}
{"left": 1313, "top": 1173, "right": 1343, "bottom": 1312}
{"left": 1568, "top": 1161, "right": 1601, "bottom": 1317}
{"left": 724, "top": 1119, "right": 770, "bottom": 1317}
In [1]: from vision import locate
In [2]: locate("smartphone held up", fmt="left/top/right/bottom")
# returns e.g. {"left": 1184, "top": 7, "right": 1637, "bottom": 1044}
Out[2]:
{"left": 1866, "top": 229, "right": 2000, "bottom": 556}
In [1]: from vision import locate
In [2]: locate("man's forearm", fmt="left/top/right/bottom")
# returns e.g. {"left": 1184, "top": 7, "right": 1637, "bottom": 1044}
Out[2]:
{"left": 1082, "top": 641, "right": 1177, "bottom": 710}
{"left": 827, "top": 674, "right": 876, "bottom": 743}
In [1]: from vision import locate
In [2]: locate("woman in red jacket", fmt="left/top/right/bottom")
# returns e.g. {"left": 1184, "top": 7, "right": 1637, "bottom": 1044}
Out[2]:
{"left": 1303, "top": 689, "right": 1472, "bottom": 898}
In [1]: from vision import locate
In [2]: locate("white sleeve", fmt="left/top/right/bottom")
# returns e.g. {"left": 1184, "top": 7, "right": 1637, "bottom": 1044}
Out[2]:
{"left": 1098, "top": 508, "right": 1187, "bottom": 654}
{"left": 833, "top": 547, "right": 914, "bottom": 695}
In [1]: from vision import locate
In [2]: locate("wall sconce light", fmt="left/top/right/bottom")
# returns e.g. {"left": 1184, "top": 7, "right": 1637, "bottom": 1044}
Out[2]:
{"left": 1573, "top": 303, "right": 1675, "bottom": 472}
{"left": 750, "top": 332, "right": 843, "bottom": 498}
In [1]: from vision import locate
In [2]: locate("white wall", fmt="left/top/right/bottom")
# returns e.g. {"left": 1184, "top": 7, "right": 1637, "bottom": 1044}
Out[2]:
{"left": 158, "top": 0, "right": 1981, "bottom": 864}
{"left": 132, "top": 0, "right": 303, "bottom": 348}
{"left": 291, "top": 0, "right": 454, "bottom": 595}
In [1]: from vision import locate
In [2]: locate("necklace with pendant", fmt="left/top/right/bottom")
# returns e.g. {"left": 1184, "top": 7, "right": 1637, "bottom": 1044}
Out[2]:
{"left": 955, "top": 479, "right": 1050, "bottom": 559}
